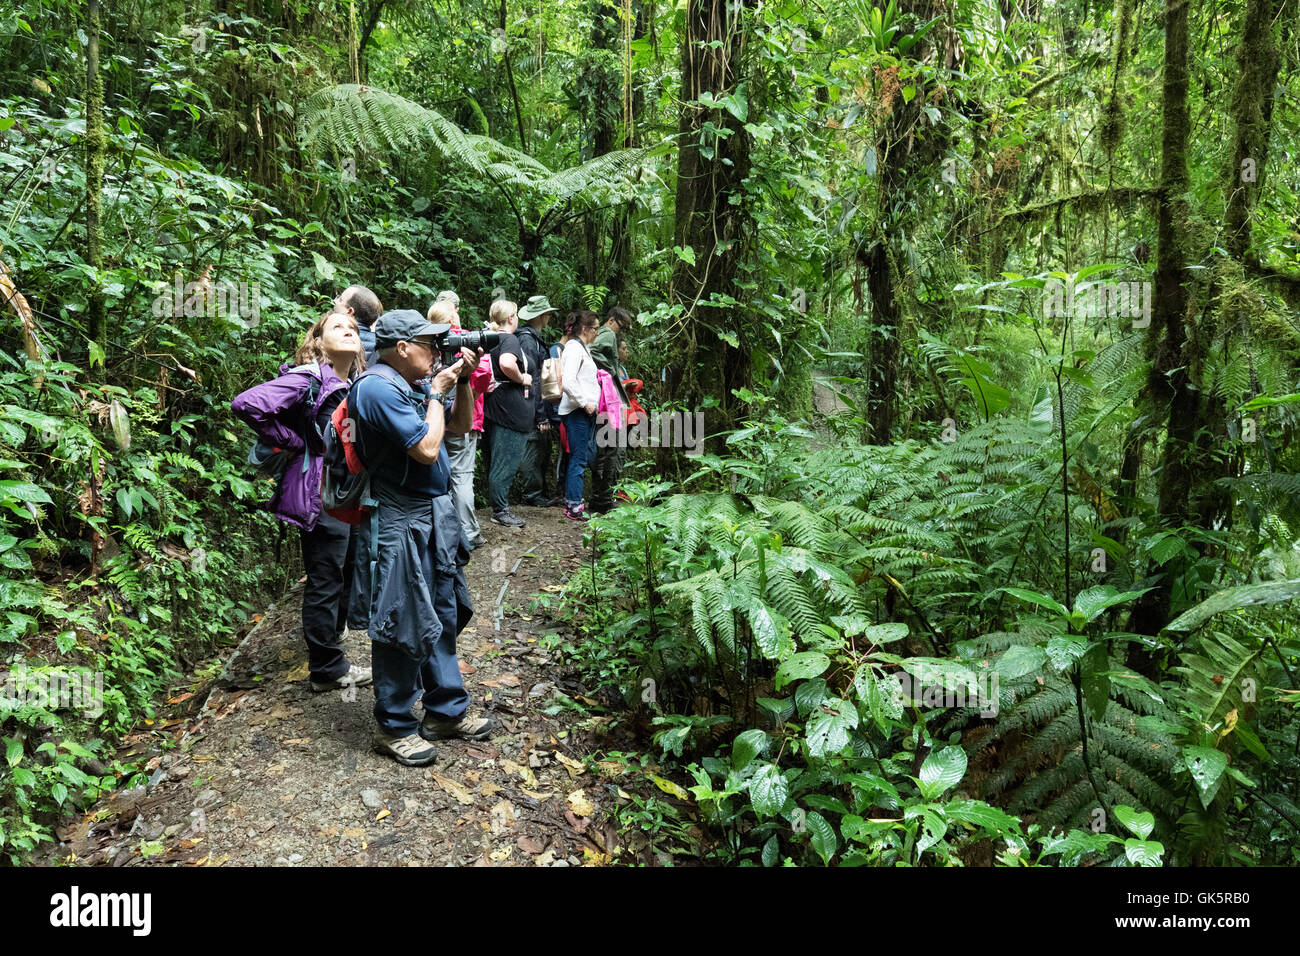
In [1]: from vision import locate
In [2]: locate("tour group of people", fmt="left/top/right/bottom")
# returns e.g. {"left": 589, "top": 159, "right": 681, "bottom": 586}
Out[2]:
{"left": 231, "top": 286, "right": 644, "bottom": 766}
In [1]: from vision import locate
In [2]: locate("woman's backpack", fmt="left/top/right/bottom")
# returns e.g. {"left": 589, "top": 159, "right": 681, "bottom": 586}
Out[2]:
{"left": 237, "top": 366, "right": 321, "bottom": 477}
{"left": 541, "top": 346, "right": 563, "bottom": 403}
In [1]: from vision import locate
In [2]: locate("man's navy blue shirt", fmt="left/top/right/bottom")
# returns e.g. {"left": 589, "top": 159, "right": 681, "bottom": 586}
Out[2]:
{"left": 351, "top": 362, "right": 454, "bottom": 497}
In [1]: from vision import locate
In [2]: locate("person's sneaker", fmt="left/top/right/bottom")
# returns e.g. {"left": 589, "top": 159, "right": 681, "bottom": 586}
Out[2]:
{"left": 310, "top": 663, "right": 373, "bottom": 693}
{"left": 491, "top": 510, "right": 526, "bottom": 528}
{"left": 373, "top": 732, "right": 437, "bottom": 766}
{"left": 419, "top": 712, "right": 495, "bottom": 742}
{"left": 564, "top": 504, "right": 589, "bottom": 522}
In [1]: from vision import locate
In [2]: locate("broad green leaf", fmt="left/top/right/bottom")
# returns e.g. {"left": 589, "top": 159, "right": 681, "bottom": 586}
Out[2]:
{"left": 912, "top": 807, "right": 948, "bottom": 854}
{"left": 1080, "top": 642, "right": 1110, "bottom": 722}
{"left": 1183, "top": 746, "right": 1228, "bottom": 808}
{"left": 1038, "top": 829, "right": 1120, "bottom": 865}
{"left": 4, "top": 736, "right": 21, "bottom": 767}
{"left": 0, "top": 481, "right": 53, "bottom": 505}
{"left": 1114, "top": 804, "right": 1154, "bottom": 840}
{"left": 945, "top": 799, "right": 1021, "bottom": 836}
{"left": 761, "top": 835, "right": 779, "bottom": 867}
{"left": 806, "top": 811, "right": 837, "bottom": 864}
{"left": 1165, "top": 579, "right": 1300, "bottom": 632}
{"left": 749, "top": 763, "right": 789, "bottom": 817}
{"left": 860, "top": 623, "right": 908, "bottom": 644}
{"left": 1046, "top": 634, "right": 1086, "bottom": 670}
{"left": 732, "top": 728, "right": 768, "bottom": 771}
{"left": 1073, "top": 585, "right": 1151, "bottom": 624}
{"left": 995, "top": 644, "right": 1047, "bottom": 679}
{"left": 805, "top": 698, "right": 857, "bottom": 757}
{"left": 918, "top": 746, "right": 967, "bottom": 799}
{"left": 310, "top": 250, "right": 337, "bottom": 280}
{"left": 774, "top": 651, "right": 830, "bottom": 690}
{"left": 1124, "top": 839, "right": 1165, "bottom": 867}
{"left": 900, "top": 657, "right": 980, "bottom": 696}
{"left": 1001, "top": 587, "right": 1068, "bottom": 618}
{"left": 794, "top": 677, "right": 828, "bottom": 715}
{"left": 1028, "top": 386, "right": 1054, "bottom": 435}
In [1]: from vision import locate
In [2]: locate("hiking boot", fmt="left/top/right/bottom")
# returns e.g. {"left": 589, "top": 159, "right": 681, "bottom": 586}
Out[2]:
{"left": 419, "top": 712, "right": 495, "bottom": 742}
{"left": 491, "top": 510, "right": 526, "bottom": 528}
{"left": 310, "top": 663, "right": 373, "bottom": 693}
{"left": 373, "top": 732, "right": 437, "bottom": 766}
{"left": 564, "top": 504, "right": 589, "bottom": 522}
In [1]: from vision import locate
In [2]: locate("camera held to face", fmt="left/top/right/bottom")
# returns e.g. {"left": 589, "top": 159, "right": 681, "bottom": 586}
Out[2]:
{"left": 429, "top": 326, "right": 501, "bottom": 365}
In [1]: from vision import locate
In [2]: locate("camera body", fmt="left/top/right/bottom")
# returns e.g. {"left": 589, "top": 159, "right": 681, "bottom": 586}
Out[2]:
{"left": 426, "top": 325, "right": 502, "bottom": 365}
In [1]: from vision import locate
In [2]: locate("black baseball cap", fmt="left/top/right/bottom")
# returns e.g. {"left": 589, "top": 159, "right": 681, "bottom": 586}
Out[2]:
{"left": 373, "top": 309, "right": 445, "bottom": 346}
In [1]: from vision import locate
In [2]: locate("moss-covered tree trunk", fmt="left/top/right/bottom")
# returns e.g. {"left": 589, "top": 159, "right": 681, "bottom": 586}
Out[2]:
{"left": 85, "top": 0, "right": 107, "bottom": 358}
{"left": 1129, "top": 0, "right": 1193, "bottom": 638}
{"left": 667, "top": 0, "right": 753, "bottom": 435}
{"left": 864, "top": 0, "right": 948, "bottom": 443}
{"left": 1193, "top": 0, "right": 1285, "bottom": 533}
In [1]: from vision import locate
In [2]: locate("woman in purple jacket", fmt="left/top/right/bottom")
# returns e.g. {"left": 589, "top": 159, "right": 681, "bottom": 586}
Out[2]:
{"left": 232, "top": 312, "right": 372, "bottom": 692}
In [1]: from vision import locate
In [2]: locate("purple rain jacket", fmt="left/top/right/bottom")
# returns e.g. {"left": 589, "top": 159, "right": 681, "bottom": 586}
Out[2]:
{"left": 231, "top": 360, "right": 351, "bottom": 531}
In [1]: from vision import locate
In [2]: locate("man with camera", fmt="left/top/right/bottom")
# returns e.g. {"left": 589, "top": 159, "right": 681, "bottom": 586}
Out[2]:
{"left": 349, "top": 310, "right": 493, "bottom": 766}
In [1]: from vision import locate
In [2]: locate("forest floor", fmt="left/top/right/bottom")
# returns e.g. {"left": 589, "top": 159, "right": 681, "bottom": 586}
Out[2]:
{"left": 36, "top": 504, "right": 631, "bottom": 867}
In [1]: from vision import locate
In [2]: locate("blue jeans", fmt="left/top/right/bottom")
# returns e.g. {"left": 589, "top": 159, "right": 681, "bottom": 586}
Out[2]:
{"left": 486, "top": 422, "right": 529, "bottom": 513}
{"left": 562, "top": 409, "right": 595, "bottom": 506}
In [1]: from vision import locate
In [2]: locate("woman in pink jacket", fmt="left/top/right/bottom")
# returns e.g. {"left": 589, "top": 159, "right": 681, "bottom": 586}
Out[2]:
{"left": 445, "top": 306, "right": 496, "bottom": 551}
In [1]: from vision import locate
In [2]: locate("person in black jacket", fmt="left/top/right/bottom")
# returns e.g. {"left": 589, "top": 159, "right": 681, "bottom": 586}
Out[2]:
{"left": 515, "top": 295, "right": 561, "bottom": 507}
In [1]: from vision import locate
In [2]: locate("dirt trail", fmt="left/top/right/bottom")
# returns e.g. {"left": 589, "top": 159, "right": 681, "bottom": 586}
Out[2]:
{"left": 39, "top": 505, "right": 621, "bottom": 867}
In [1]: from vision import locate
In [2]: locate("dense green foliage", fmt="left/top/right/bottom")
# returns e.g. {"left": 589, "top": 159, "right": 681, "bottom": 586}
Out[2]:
{"left": 1, "top": 0, "right": 1298, "bottom": 865}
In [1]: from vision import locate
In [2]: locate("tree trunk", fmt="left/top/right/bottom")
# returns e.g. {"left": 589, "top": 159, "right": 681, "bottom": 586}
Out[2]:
{"left": 667, "top": 0, "right": 753, "bottom": 433}
{"left": 85, "top": 0, "right": 107, "bottom": 359}
{"left": 865, "top": 240, "right": 898, "bottom": 441}
{"left": 1128, "top": 0, "right": 1193, "bottom": 638}
{"left": 1194, "top": 0, "right": 1284, "bottom": 534}
{"left": 863, "top": 0, "right": 947, "bottom": 444}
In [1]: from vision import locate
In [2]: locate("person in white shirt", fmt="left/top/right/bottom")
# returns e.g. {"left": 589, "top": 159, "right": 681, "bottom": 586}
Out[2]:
{"left": 557, "top": 310, "right": 601, "bottom": 520}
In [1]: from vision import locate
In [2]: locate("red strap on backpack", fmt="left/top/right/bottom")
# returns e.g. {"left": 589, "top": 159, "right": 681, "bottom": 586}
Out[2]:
{"left": 330, "top": 399, "right": 364, "bottom": 475}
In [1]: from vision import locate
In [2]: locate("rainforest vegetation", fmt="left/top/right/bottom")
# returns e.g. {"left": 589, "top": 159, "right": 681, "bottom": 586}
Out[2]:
{"left": 0, "top": 0, "right": 1298, "bottom": 866}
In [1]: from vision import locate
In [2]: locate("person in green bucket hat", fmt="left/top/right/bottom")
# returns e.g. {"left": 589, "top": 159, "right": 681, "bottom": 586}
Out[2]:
{"left": 515, "top": 296, "right": 563, "bottom": 508}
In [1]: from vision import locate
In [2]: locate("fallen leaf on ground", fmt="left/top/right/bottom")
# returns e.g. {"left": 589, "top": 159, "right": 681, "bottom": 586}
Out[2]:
{"left": 375, "top": 809, "right": 390, "bottom": 822}
{"left": 649, "top": 774, "right": 691, "bottom": 801}
{"left": 489, "top": 800, "right": 517, "bottom": 835}
{"left": 517, "top": 835, "right": 544, "bottom": 854}
{"left": 534, "top": 848, "right": 556, "bottom": 866}
{"left": 489, "top": 845, "right": 513, "bottom": 861}
{"left": 554, "top": 751, "right": 585, "bottom": 776}
{"left": 282, "top": 737, "right": 310, "bottom": 745}
{"left": 567, "top": 789, "right": 595, "bottom": 817}
{"left": 458, "top": 661, "right": 477, "bottom": 675}
{"left": 430, "top": 773, "right": 476, "bottom": 806}
{"left": 285, "top": 662, "right": 310, "bottom": 682}
{"left": 582, "top": 846, "right": 608, "bottom": 866}
{"left": 481, "top": 781, "right": 503, "bottom": 797}
{"left": 565, "top": 809, "right": 589, "bottom": 834}
{"left": 520, "top": 788, "right": 553, "bottom": 801}
{"left": 167, "top": 692, "right": 195, "bottom": 704}
{"left": 503, "top": 759, "right": 538, "bottom": 788}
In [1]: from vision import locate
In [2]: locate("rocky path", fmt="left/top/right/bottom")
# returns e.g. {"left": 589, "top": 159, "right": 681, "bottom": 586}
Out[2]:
{"left": 40, "top": 505, "right": 624, "bottom": 867}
